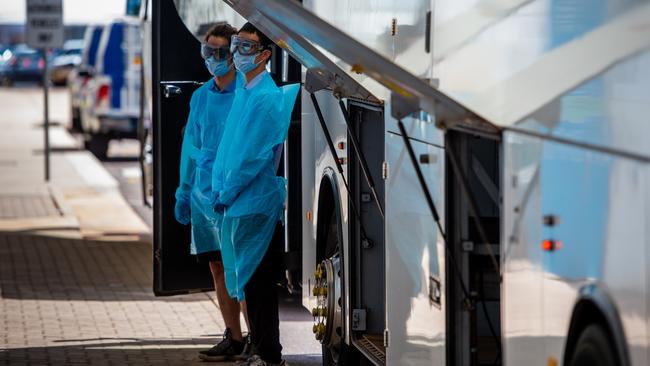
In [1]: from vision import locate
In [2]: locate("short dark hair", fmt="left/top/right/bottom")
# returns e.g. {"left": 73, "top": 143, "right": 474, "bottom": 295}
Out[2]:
{"left": 238, "top": 22, "right": 273, "bottom": 50}
{"left": 203, "top": 23, "right": 237, "bottom": 44}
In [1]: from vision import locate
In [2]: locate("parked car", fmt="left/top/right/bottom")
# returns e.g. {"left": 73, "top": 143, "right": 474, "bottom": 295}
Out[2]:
{"left": 0, "top": 47, "right": 10, "bottom": 77}
{"left": 0, "top": 45, "right": 44, "bottom": 86}
{"left": 67, "top": 25, "right": 104, "bottom": 133}
{"left": 0, "top": 45, "right": 10, "bottom": 66}
{"left": 49, "top": 39, "right": 83, "bottom": 86}
{"left": 79, "top": 18, "right": 142, "bottom": 159}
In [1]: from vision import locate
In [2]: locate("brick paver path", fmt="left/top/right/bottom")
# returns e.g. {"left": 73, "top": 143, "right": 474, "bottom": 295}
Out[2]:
{"left": 0, "top": 232, "right": 229, "bottom": 365}
{"left": 0, "top": 194, "right": 61, "bottom": 219}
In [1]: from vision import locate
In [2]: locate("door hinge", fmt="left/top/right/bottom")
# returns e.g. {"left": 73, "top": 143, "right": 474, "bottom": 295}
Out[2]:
{"left": 383, "top": 328, "right": 390, "bottom": 348}
{"left": 382, "top": 161, "right": 389, "bottom": 180}
{"left": 154, "top": 248, "right": 161, "bottom": 262}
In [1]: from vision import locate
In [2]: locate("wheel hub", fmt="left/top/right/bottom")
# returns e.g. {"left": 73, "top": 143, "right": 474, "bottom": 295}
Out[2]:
{"left": 312, "top": 255, "right": 342, "bottom": 351}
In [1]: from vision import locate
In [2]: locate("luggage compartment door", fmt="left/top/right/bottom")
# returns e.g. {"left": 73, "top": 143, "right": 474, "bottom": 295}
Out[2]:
{"left": 385, "top": 127, "right": 446, "bottom": 365}
{"left": 152, "top": 0, "right": 212, "bottom": 295}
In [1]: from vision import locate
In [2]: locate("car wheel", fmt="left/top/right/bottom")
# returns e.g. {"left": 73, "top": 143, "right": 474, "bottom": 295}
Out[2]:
{"left": 85, "top": 135, "right": 109, "bottom": 160}
{"left": 2, "top": 76, "right": 13, "bottom": 87}
{"left": 70, "top": 107, "right": 82, "bottom": 133}
{"left": 569, "top": 324, "right": 618, "bottom": 366}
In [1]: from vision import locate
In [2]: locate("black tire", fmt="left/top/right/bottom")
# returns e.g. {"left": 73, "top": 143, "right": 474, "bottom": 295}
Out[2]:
{"left": 569, "top": 324, "right": 618, "bottom": 366}
{"left": 70, "top": 107, "right": 82, "bottom": 133}
{"left": 2, "top": 76, "right": 13, "bottom": 87}
{"left": 324, "top": 341, "right": 360, "bottom": 366}
{"left": 85, "top": 135, "right": 109, "bottom": 160}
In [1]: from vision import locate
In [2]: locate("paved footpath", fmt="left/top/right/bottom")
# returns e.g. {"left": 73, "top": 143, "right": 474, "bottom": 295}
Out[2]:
{"left": 0, "top": 232, "right": 228, "bottom": 365}
{"left": 0, "top": 87, "right": 320, "bottom": 365}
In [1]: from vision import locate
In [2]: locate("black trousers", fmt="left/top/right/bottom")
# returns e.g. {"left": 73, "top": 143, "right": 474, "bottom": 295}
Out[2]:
{"left": 244, "top": 222, "right": 283, "bottom": 363}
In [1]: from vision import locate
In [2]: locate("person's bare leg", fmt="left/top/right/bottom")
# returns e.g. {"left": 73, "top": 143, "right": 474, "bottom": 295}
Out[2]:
{"left": 240, "top": 300, "right": 250, "bottom": 333}
{"left": 209, "top": 260, "right": 243, "bottom": 342}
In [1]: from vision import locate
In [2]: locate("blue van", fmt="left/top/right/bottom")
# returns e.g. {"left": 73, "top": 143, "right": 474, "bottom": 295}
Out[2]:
{"left": 80, "top": 18, "right": 142, "bottom": 159}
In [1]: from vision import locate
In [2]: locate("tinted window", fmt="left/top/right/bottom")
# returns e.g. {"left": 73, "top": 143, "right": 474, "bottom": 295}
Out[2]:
{"left": 126, "top": 0, "right": 142, "bottom": 16}
{"left": 173, "top": 0, "right": 245, "bottom": 39}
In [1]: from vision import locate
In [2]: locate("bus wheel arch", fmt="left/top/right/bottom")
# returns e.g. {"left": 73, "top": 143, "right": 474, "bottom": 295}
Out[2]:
{"left": 563, "top": 284, "right": 629, "bottom": 366}
{"left": 316, "top": 171, "right": 342, "bottom": 263}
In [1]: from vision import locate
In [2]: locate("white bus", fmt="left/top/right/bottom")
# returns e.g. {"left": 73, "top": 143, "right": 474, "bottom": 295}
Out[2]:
{"left": 152, "top": 1, "right": 650, "bottom": 365}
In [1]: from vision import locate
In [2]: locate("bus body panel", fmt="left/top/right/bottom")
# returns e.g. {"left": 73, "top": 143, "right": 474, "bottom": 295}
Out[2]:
{"left": 436, "top": 1, "right": 650, "bottom": 363}
{"left": 300, "top": 87, "right": 318, "bottom": 314}
{"left": 504, "top": 127, "right": 650, "bottom": 365}
{"left": 433, "top": 0, "right": 650, "bottom": 157}
{"left": 502, "top": 130, "right": 546, "bottom": 364}
{"left": 303, "top": 0, "right": 435, "bottom": 115}
{"left": 385, "top": 129, "right": 446, "bottom": 365}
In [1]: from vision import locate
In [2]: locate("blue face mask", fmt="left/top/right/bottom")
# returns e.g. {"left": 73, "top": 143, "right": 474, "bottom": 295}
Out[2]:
{"left": 233, "top": 52, "right": 263, "bottom": 74}
{"left": 205, "top": 57, "right": 232, "bottom": 77}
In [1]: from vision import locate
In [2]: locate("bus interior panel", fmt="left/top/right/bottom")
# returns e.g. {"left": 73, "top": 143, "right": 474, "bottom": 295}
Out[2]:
{"left": 447, "top": 131, "right": 502, "bottom": 366}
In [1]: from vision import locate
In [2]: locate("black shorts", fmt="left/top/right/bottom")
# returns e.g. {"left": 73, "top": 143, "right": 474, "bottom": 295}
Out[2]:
{"left": 195, "top": 250, "right": 222, "bottom": 264}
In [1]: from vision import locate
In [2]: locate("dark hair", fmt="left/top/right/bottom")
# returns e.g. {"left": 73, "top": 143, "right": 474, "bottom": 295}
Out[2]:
{"left": 203, "top": 23, "right": 238, "bottom": 44}
{"left": 238, "top": 22, "right": 273, "bottom": 50}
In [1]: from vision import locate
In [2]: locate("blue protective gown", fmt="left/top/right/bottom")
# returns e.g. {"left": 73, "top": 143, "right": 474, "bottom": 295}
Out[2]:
{"left": 175, "top": 73, "right": 243, "bottom": 254}
{"left": 212, "top": 71, "right": 300, "bottom": 300}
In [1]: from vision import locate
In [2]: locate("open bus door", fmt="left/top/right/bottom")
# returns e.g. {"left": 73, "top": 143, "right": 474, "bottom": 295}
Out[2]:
{"left": 151, "top": 0, "right": 212, "bottom": 295}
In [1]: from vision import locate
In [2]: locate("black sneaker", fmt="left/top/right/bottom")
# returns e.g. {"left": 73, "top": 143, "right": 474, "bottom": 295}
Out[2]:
{"left": 199, "top": 328, "right": 246, "bottom": 362}
{"left": 238, "top": 355, "right": 287, "bottom": 366}
{"left": 236, "top": 334, "right": 255, "bottom": 361}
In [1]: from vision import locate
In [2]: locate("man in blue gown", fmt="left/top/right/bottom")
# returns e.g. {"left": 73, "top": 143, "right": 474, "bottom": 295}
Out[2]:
{"left": 173, "top": 23, "right": 249, "bottom": 362}
{"left": 211, "top": 22, "right": 299, "bottom": 366}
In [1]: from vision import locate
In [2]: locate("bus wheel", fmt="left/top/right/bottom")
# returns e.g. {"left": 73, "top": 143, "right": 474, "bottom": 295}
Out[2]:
{"left": 569, "top": 324, "right": 617, "bottom": 366}
{"left": 314, "top": 210, "right": 356, "bottom": 365}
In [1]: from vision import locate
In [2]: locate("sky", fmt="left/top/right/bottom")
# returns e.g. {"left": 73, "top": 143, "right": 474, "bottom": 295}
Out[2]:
{"left": 0, "top": 0, "right": 126, "bottom": 24}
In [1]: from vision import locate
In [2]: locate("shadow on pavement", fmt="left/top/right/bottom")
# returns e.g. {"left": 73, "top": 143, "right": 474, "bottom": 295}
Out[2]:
{"left": 0, "top": 339, "right": 322, "bottom": 366}
{"left": 0, "top": 338, "right": 220, "bottom": 365}
{"left": 101, "top": 156, "right": 140, "bottom": 163}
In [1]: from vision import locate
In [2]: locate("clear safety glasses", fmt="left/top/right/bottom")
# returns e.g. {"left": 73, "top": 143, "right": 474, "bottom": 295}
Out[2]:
{"left": 200, "top": 44, "right": 231, "bottom": 60}
{"left": 230, "top": 35, "right": 264, "bottom": 56}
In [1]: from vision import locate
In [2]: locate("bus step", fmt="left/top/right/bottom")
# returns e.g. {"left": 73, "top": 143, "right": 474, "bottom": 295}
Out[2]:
{"left": 356, "top": 334, "right": 386, "bottom": 365}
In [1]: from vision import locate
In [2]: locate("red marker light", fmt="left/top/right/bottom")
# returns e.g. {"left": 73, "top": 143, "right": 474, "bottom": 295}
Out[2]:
{"left": 542, "top": 239, "right": 563, "bottom": 252}
{"left": 337, "top": 142, "right": 345, "bottom": 149}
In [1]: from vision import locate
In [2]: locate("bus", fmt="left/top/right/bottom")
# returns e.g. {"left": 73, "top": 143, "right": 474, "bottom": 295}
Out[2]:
{"left": 151, "top": 1, "right": 650, "bottom": 365}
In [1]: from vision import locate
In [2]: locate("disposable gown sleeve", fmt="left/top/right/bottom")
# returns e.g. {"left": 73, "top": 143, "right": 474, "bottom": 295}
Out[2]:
{"left": 217, "top": 92, "right": 279, "bottom": 207}
{"left": 175, "top": 96, "right": 202, "bottom": 201}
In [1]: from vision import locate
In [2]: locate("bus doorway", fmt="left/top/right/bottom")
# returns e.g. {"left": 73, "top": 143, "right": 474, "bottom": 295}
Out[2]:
{"left": 446, "top": 131, "right": 502, "bottom": 366}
